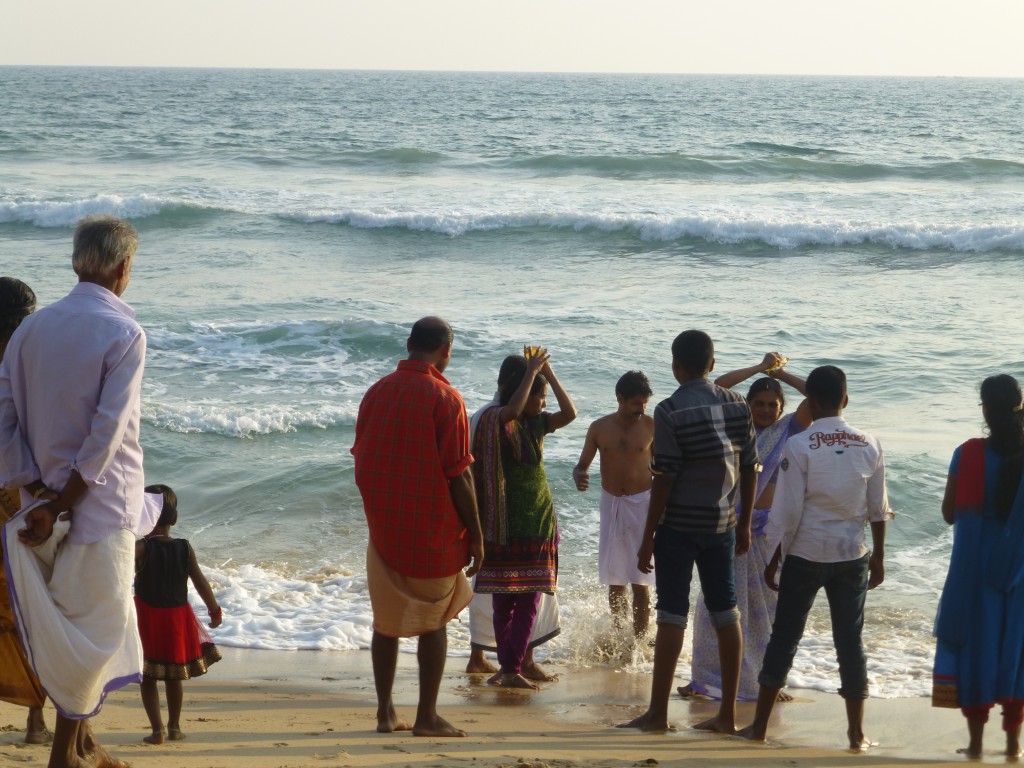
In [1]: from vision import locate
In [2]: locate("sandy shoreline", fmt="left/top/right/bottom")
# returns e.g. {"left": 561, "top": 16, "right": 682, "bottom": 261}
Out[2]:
{"left": 1, "top": 648, "right": 973, "bottom": 767}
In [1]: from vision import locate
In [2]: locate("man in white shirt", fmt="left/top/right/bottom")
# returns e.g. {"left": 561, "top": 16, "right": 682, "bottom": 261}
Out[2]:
{"left": 0, "top": 216, "right": 146, "bottom": 768}
{"left": 740, "top": 365, "right": 890, "bottom": 750}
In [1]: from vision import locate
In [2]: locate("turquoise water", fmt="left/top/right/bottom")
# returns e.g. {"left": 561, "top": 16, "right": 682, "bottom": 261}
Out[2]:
{"left": 2, "top": 67, "right": 1024, "bottom": 695}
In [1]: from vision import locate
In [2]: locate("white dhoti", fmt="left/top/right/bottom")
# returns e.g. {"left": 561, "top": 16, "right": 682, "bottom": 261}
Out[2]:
{"left": 468, "top": 590, "right": 560, "bottom": 651}
{"left": 3, "top": 503, "right": 142, "bottom": 719}
{"left": 599, "top": 489, "right": 656, "bottom": 587}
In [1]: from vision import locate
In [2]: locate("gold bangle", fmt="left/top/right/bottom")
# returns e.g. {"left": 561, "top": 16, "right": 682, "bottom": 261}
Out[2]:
{"left": 31, "top": 486, "right": 50, "bottom": 499}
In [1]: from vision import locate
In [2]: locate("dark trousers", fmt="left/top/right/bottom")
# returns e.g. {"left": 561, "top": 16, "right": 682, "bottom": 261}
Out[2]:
{"left": 758, "top": 553, "right": 870, "bottom": 700}
{"left": 493, "top": 591, "right": 541, "bottom": 675}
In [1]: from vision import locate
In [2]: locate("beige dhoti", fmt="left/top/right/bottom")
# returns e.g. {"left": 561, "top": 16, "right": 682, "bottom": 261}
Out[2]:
{"left": 366, "top": 543, "right": 472, "bottom": 638}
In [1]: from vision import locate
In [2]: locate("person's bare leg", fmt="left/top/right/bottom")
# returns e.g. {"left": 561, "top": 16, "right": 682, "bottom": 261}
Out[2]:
{"left": 25, "top": 705, "right": 48, "bottom": 743}
{"left": 632, "top": 585, "right": 651, "bottom": 640}
{"left": 465, "top": 647, "right": 497, "bottom": 674}
{"left": 958, "top": 717, "right": 985, "bottom": 758}
{"left": 48, "top": 715, "right": 85, "bottom": 768}
{"left": 165, "top": 679, "right": 186, "bottom": 740}
{"left": 76, "top": 719, "right": 129, "bottom": 768}
{"left": 609, "top": 585, "right": 628, "bottom": 629}
{"left": 617, "top": 623, "right": 683, "bottom": 731}
{"left": 844, "top": 697, "right": 875, "bottom": 750}
{"left": 412, "top": 627, "right": 466, "bottom": 737}
{"left": 694, "top": 621, "right": 741, "bottom": 733}
{"left": 1007, "top": 725, "right": 1021, "bottom": 758}
{"left": 140, "top": 677, "right": 165, "bottom": 744}
{"left": 738, "top": 684, "right": 781, "bottom": 741}
{"left": 371, "top": 630, "right": 410, "bottom": 733}
{"left": 521, "top": 646, "right": 557, "bottom": 682}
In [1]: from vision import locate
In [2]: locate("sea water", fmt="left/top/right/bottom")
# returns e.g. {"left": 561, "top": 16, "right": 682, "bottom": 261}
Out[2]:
{"left": 2, "top": 67, "right": 1023, "bottom": 698}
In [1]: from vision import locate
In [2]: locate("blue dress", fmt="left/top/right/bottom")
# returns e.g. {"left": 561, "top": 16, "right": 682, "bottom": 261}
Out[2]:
{"left": 933, "top": 441, "right": 1024, "bottom": 709}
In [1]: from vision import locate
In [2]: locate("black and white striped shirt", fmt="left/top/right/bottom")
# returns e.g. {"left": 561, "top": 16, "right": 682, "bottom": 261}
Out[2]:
{"left": 652, "top": 379, "right": 758, "bottom": 534}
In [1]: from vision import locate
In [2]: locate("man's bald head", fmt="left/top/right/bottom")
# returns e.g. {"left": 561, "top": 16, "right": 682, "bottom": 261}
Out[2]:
{"left": 407, "top": 316, "right": 454, "bottom": 372}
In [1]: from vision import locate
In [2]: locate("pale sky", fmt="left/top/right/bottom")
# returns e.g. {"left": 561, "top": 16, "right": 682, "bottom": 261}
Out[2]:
{"left": 3, "top": 0, "right": 1023, "bottom": 77}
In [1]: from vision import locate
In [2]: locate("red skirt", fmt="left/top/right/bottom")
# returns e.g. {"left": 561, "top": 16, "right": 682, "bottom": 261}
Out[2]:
{"left": 135, "top": 596, "right": 221, "bottom": 681}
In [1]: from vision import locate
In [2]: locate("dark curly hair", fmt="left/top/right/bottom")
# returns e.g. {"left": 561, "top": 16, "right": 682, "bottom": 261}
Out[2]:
{"left": 0, "top": 277, "right": 36, "bottom": 347}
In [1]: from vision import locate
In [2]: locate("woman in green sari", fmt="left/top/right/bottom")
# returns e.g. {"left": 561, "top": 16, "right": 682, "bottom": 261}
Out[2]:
{"left": 473, "top": 350, "right": 576, "bottom": 689}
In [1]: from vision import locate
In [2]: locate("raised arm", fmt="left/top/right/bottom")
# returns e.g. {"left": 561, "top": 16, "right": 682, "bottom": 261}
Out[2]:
{"left": 542, "top": 359, "right": 577, "bottom": 432}
{"left": 714, "top": 352, "right": 784, "bottom": 390}
{"left": 497, "top": 353, "right": 546, "bottom": 425}
{"left": 769, "top": 365, "right": 812, "bottom": 427}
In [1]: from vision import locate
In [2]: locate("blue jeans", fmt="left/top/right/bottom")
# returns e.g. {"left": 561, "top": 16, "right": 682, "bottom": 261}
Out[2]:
{"left": 758, "top": 553, "right": 870, "bottom": 700}
{"left": 653, "top": 524, "right": 738, "bottom": 629}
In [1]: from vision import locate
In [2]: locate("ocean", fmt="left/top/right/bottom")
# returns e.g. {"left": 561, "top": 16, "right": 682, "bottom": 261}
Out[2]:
{"left": 2, "top": 67, "right": 1023, "bottom": 699}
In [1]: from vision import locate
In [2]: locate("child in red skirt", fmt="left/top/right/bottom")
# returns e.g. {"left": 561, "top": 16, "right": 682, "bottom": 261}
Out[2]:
{"left": 134, "top": 484, "right": 222, "bottom": 744}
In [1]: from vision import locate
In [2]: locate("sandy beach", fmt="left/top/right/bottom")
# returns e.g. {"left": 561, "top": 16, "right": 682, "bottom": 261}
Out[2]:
{"left": 0, "top": 648, "right": 975, "bottom": 768}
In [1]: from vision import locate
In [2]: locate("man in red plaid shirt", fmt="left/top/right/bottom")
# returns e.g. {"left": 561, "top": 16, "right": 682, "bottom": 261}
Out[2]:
{"left": 352, "top": 316, "right": 483, "bottom": 738}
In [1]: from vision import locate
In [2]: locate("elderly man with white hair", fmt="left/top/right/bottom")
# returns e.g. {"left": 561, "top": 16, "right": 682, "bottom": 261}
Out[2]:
{"left": 1, "top": 215, "right": 153, "bottom": 768}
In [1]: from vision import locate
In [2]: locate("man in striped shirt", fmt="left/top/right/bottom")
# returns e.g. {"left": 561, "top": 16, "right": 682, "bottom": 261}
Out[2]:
{"left": 620, "top": 330, "right": 758, "bottom": 733}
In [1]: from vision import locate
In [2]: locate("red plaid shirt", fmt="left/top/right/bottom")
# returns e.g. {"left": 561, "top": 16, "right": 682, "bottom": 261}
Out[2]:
{"left": 352, "top": 359, "right": 473, "bottom": 578}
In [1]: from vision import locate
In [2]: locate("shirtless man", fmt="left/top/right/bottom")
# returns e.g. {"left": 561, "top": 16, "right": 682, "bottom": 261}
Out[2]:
{"left": 573, "top": 371, "right": 655, "bottom": 639}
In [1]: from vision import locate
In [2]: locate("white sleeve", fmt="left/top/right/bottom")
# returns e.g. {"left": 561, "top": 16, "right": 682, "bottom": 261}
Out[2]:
{"left": 763, "top": 439, "right": 807, "bottom": 558}
{"left": 866, "top": 440, "right": 892, "bottom": 522}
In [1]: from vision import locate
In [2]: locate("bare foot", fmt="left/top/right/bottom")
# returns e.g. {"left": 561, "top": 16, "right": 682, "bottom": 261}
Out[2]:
{"left": 521, "top": 659, "right": 558, "bottom": 682}
{"left": 957, "top": 747, "right": 983, "bottom": 759}
{"left": 677, "top": 684, "right": 712, "bottom": 700}
{"left": 87, "top": 743, "right": 131, "bottom": 768}
{"left": 167, "top": 728, "right": 186, "bottom": 741}
{"left": 412, "top": 715, "right": 467, "bottom": 738}
{"left": 376, "top": 708, "right": 413, "bottom": 734}
{"left": 487, "top": 672, "right": 540, "bottom": 690}
{"left": 25, "top": 708, "right": 48, "bottom": 744}
{"left": 777, "top": 690, "right": 794, "bottom": 703}
{"left": 848, "top": 729, "right": 877, "bottom": 752}
{"left": 738, "top": 724, "right": 767, "bottom": 742}
{"left": 616, "top": 711, "right": 675, "bottom": 731}
{"left": 693, "top": 715, "right": 737, "bottom": 734}
{"left": 1009, "top": 729, "right": 1022, "bottom": 759}
{"left": 465, "top": 656, "right": 498, "bottom": 674}
{"left": 142, "top": 729, "right": 164, "bottom": 745}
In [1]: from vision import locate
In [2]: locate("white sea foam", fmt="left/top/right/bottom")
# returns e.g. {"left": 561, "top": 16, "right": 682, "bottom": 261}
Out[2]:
{"left": 287, "top": 209, "right": 1024, "bottom": 253}
{"left": 0, "top": 192, "right": 177, "bottom": 227}
{"left": 141, "top": 319, "right": 385, "bottom": 436}
{"left": 2, "top": 189, "right": 1021, "bottom": 253}
{"left": 200, "top": 562, "right": 936, "bottom": 697}
{"left": 143, "top": 401, "right": 355, "bottom": 437}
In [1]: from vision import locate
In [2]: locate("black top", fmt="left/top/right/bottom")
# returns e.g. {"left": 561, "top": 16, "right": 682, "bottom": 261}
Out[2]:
{"left": 135, "top": 537, "right": 190, "bottom": 608}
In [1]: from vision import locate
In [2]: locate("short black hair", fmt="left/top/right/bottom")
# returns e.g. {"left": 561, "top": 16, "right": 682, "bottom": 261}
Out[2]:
{"left": 616, "top": 370, "right": 652, "bottom": 400}
{"left": 805, "top": 365, "right": 847, "bottom": 410}
{"left": 671, "top": 330, "right": 714, "bottom": 375}
{"left": 408, "top": 316, "right": 453, "bottom": 353}
{"left": 747, "top": 377, "right": 785, "bottom": 411}
{"left": 146, "top": 483, "right": 179, "bottom": 528}
{"left": 0, "top": 276, "right": 36, "bottom": 345}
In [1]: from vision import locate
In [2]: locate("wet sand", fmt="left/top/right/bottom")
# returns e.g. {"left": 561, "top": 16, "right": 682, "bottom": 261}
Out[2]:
{"left": 0, "top": 648, "right": 974, "bottom": 767}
